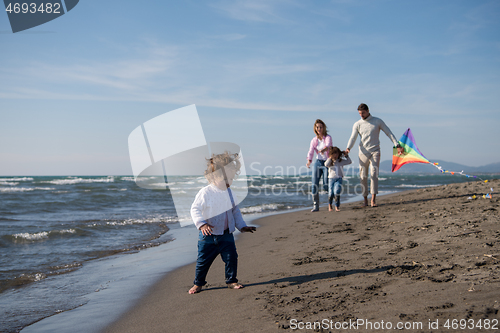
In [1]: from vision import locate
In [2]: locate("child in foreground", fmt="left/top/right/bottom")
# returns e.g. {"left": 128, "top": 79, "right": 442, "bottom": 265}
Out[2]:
{"left": 189, "top": 152, "right": 256, "bottom": 294}
{"left": 325, "top": 147, "right": 352, "bottom": 212}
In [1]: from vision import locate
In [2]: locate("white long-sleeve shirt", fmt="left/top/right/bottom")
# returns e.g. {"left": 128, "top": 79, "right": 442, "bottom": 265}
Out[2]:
{"left": 190, "top": 184, "right": 247, "bottom": 235}
{"left": 347, "top": 115, "right": 399, "bottom": 153}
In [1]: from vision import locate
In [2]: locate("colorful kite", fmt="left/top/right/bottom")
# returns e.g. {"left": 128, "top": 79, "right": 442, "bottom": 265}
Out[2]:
{"left": 392, "top": 128, "right": 493, "bottom": 199}
{"left": 391, "top": 128, "right": 429, "bottom": 172}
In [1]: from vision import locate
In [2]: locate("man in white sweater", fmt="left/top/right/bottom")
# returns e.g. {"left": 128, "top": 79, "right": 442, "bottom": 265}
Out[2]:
{"left": 346, "top": 103, "right": 404, "bottom": 207}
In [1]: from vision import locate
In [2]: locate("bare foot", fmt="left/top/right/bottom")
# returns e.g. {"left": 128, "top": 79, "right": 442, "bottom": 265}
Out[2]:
{"left": 188, "top": 285, "right": 202, "bottom": 294}
{"left": 335, "top": 207, "right": 340, "bottom": 212}
{"left": 227, "top": 283, "right": 244, "bottom": 289}
{"left": 328, "top": 204, "right": 333, "bottom": 212}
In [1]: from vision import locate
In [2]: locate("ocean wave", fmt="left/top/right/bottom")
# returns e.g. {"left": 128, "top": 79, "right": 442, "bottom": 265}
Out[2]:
{"left": 104, "top": 217, "right": 177, "bottom": 226}
{"left": 0, "top": 181, "right": 19, "bottom": 186}
{"left": 395, "top": 184, "right": 442, "bottom": 188}
{"left": 240, "top": 203, "right": 289, "bottom": 214}
{"left": 18, "top": 272, "right": 47, "bottom": 282}
{"left": 0, "top": 177, "right": 34, "bottom": 181}
{"left": 59, "top": 229, "right": 77, "bottom": 234}
{"left": 0, "top": 187, "right": 54, "bottom": 192}
{"left": 11, "top": 229, "right": 77, "bottom": 241}
{"left": 49, "top": 262, "right": 82, "bottom": 271}
{"left": 41, "top": 177, "right": 115, "bottom": 185}
{"left": 120, "top": 177, "right": 135, "bottom": 181}
{"left": 247, "top": 176, "right": 263, "bottom": 180}
{"left": 249, "top": 183, "right": 290, "bottom": 189}
{"left": 13, "top": 231, "right": 49, "bottom": 240}
{"left": 0, "top": 187, "right": 34, "bottom": 192}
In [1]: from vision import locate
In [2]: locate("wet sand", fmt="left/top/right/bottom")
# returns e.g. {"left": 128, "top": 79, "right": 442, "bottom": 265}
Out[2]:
{"left": 104, "top": 179, "right": 499, "bottom": 333}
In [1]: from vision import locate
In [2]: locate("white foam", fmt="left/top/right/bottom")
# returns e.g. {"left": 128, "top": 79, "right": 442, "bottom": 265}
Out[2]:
{"left": 14, "top": 232, "right": 49, "bottom": 240}
{"left": 105, "top": 217, "right": 177, "bottom": 226}
{"left": 0, "top": 187, "right": 34, "bottom": 192}
{"left": 240, "top": 203, "right": 285, "bottom": 214}
{"left": 19, "top": 272, "right": 47, "bottom": 282}
{"left": 172, "top": 190, "right": 187, "bottom": 194}
{"left": 0, "top": 177, "right": 34, "bottom": 181}
{"left": 41, "top": 177, "right": 115, "bottom": 185}
{"left": 395, "top": 184, "right": 441, "bottom": 188}
{"left": 120, "top": 177, "right": 135, "bottom": 182}
{"left": 58, "top": 229, "right": 76, "bottom": 234}
{"left": 249, "top": 183, "right": 288, "bottom": 189}
{"left": 0, "top": 181, "right": 19, "bottom": 186}
{"left": 12, "top": 229, "right": 76, "bottom": 241}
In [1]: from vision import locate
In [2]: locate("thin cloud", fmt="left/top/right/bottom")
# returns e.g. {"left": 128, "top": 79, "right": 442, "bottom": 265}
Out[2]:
{"left": 209, "top": 33, "right": 247, "bottom": 41}
{"left": 210, "top": 0, "right": 295, "bottom": 24}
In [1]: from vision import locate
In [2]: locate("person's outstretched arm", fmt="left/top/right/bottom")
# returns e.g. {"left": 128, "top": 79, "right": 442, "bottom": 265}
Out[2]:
{"left": 379, "top": 119, "right": 404, "bottom": 155}
{"left": 346, "top": 123, "right": 358, "bottom": 153}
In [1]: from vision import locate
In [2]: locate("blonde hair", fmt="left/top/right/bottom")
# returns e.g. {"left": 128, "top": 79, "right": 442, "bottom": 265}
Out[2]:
{"left": 204, "top": 151, "right": 241, "bottom": 185}
{"left": 313, "top": 119, "right": 328, "bottom": 138}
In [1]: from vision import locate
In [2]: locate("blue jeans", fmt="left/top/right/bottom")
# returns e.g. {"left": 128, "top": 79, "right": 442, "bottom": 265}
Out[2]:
{"left": 328, "top": 177, "right": 343, "bottom": 207}
{"left": 312, "top": 159, "right": 328, "bottom": 208}
{"left": 194, "top": 230, "right": 238, "bottom": 286}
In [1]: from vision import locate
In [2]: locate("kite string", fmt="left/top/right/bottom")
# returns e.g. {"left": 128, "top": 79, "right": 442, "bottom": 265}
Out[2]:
{"left": 430, "top": 161, "right": 494, "bottom": 199}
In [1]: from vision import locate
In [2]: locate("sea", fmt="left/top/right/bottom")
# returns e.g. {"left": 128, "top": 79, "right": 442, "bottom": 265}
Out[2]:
{"left": 1, "top": 172, "right": 498, "bottom": 332}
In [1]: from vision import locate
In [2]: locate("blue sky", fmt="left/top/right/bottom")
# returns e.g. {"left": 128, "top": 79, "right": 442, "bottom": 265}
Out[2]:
{"left": 1, "top": 0, "right": 499, "bottom": 175}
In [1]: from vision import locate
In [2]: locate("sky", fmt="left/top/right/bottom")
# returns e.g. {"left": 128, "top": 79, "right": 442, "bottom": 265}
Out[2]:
{"left": 1, "top": 0, "right": 499, "bottom": 176}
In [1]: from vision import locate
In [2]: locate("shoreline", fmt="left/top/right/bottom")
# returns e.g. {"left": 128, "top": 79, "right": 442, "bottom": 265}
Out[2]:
{"left": 104, "top": 179, "right": 499, "bottom": 333}
{"left": 18, "top": 193, "right": 368, "bottom": 332}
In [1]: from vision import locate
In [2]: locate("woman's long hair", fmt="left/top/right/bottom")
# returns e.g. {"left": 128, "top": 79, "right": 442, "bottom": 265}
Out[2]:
{"left": 313, "top": 119, "right": 328, "bottom": 139}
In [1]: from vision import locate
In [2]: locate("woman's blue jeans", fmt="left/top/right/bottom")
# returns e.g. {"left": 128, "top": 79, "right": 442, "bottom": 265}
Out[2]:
{"left": 194, "top": 230, "right": 238, "bottom": 287}
{"left": 312, "top": 159, "right": 328, "bottom": 209}
{"left": 328, "top": 177, "right": 343, "bottom": 207}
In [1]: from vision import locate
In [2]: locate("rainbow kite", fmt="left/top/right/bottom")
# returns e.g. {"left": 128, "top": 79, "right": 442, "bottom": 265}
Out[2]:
{"left": 391, "top": 128, "right": 429, "bottom": 172}
{"left": 392, "top": 128, "right": 493, "bottom": 199}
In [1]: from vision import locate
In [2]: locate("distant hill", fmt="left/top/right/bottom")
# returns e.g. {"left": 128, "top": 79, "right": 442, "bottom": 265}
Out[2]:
{"left": 379, "top": 160, "right": 500, "bottom": 174}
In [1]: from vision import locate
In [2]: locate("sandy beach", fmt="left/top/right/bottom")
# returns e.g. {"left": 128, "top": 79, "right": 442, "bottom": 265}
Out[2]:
{"left": 104, "top": 179, "right": 499, "bottom": 333}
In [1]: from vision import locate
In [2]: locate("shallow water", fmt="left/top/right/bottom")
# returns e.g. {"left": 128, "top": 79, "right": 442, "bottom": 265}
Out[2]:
{"left": 1, "top": 173, "right": 498, "bottom": 332}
